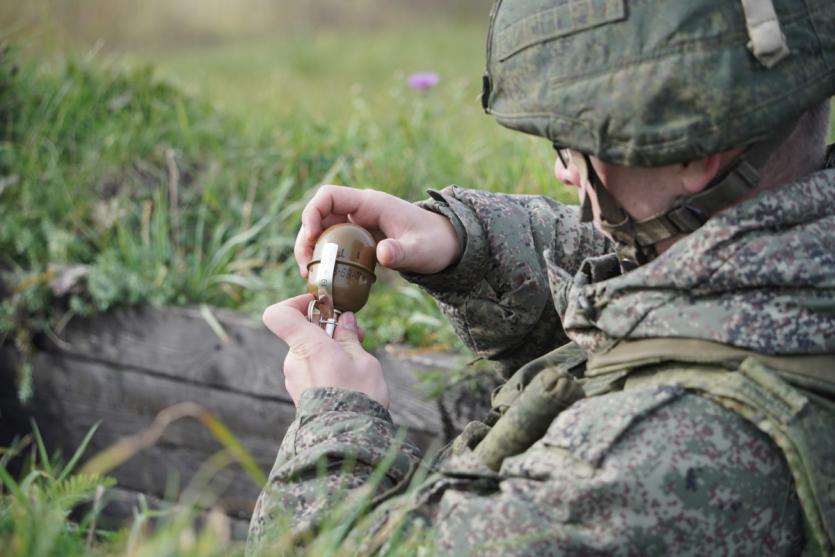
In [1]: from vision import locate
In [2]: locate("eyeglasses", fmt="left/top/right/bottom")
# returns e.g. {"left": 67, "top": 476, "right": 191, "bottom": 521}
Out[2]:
{"left": 552, "top": 142, "right": 571, "bottom": 167}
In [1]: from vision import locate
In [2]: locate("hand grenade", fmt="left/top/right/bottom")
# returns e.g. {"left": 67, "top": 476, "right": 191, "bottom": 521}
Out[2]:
{"left": 306, "top": 223, "right": 377, "bottom": 336}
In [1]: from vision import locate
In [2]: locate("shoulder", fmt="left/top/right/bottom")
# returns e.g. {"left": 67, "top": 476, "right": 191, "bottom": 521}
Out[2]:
{"left": 497, "top": 385, "right": 804, "bottom": 554}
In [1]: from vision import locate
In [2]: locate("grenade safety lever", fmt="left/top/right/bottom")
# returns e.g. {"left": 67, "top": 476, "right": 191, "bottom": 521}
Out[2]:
{"left": 306, "top": 224, "right": 378, "bottom": 337}
{"left": 307, "top": 242, "right": 340, "bottom": 336}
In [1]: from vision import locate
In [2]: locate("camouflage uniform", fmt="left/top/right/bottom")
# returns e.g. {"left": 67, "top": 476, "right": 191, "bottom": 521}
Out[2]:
{"left": 250, "top": 0, "right": 835, "bottom": 552}
{"left": 248, "top": 147, "right": 835, "bottom": 555}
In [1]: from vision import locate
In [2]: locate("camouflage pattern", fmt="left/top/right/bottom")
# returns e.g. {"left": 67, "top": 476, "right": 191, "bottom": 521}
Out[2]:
{"left": 559, "top": 161, "right": 835, "bottom": 355}
{"left": 247, "top": 151, "right": 835, "bottom": 554}
{"left": 414, "top": 156, "right": 835, "bottom": 358}
{"left": 247, "top": 388, "right": 421, "bottom": 545}
{"left": 592, "top": 354, "right": 835, "bottom": 555}
{"left": 403, "top": 187, "right": 613, "bottom": 377}
{"left": 425, "top": 387, "right": 802, "bottom": 556}
{"left": 472, "top": 366, "right": 584, "bottom": 470}
{"left": 250, "top": 382, "right": 804, "bottom": 555}
{"left": 483, "top": 0, "right": 835, "bottom": 166}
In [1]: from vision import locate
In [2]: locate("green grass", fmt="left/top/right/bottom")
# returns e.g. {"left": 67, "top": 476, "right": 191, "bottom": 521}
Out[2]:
{"left": 0, "top": 420, "right": 241, "bottom": 556}
{"left": 0, "top": 418, "right": 434, "bottom": 557}
{"left": 0, "top": 24, "right": 576, "bottom": 398}
{"left": 0, "top": 28, "right": 568, "bottom": 551}
{"left": 142, "top": 23, "right": 566, "bottom": 197}
{"left": 1, "top": 17, "right": 832, "bottom": 398}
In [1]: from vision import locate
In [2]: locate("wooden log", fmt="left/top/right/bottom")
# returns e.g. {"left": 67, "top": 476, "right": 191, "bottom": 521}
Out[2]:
{"left": 97, "top": 486, "right": 252, "bottom": 541}
{"left": 0, "top": 304, "right": 472, "bottom": 537}
{"left": 35, "top": 305, "right": 446, "bottom": 436}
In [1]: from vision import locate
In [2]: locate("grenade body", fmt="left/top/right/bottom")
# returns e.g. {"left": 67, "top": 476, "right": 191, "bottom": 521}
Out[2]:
{"left": 306, "top": 223, "right": 377, "bottom": 335}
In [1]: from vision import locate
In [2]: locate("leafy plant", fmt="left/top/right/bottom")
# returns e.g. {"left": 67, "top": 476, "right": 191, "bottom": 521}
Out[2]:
{"left": 0, "top": 422, "right": 115, "bottom": 556}
{"left": 0, "top": 44, "right": 475, "bottom": 400}
{"left": 0, "top": 411, "right": 436, "bottom": 556}
{"left": 0, "top": 412, "right": 259, "bottom": 557}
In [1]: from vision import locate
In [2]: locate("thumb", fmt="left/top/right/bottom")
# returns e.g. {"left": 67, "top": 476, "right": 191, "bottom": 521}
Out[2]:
{"left": 377, "top": 238, "right": 408, "bottom": 270}
{"left": 333, "top": 312, "right": 363, "bottom": 352}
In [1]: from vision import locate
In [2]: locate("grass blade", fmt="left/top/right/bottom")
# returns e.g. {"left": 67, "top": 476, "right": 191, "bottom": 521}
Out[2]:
{"left": 0, "top": 461, "right": 25, "bottom": 500}
{"left": 80, "top": 402, "right": 266, "bottom": 486}
{"left": 57, "top": 421, "right": 101, "bottom": 482}
{"left": 30, "top": 418, "right": 52, "bottom": 475}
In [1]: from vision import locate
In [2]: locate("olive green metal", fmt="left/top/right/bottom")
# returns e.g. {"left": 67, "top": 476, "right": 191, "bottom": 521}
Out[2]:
{"left": 482, "top": 0, "right": 835, "bottom": 166}
{"left": 307, "top": 223, "right": 378, "bottom": 314}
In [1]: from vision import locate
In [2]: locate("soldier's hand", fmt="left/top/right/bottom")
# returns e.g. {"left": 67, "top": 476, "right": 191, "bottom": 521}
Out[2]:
{"left": 262, "top": 294, "right": 389, "bottom": 408}
{"left": 295, "top": 185, "right": 460, "bottom": 277}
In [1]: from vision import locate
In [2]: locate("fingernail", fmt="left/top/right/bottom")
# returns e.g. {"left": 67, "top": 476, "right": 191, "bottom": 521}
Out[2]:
{"left": 379, "top": 242, "right": 396, "bottom": 266}
{"left": 340, "top": 312, "right": 357, "bottom": 331}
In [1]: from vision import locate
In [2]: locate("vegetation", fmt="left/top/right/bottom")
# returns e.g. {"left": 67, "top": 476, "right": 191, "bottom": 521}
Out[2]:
{"left": 0, "top": 416, "right": 435, "bottom": 556}
{"left": 0, "top": 419, "right": 250, "bottom": 556}
{"left": 0, "top": 15, "right": 579, "bottom": 399}
{"left": 0, "top": 14, "right": 572, "bottom": 553}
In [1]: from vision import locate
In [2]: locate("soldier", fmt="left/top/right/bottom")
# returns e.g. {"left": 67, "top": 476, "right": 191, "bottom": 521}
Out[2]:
{"left": 250, "top": 0, "right": 835, "bottom": 554}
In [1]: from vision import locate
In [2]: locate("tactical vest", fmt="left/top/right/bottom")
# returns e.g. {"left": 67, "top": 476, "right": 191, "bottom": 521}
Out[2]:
{"left": 475, "top": 339, "right": 835, "bottom": 556}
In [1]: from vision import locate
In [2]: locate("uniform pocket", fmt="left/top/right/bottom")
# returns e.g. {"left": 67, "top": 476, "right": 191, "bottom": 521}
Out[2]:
{"left": 540, "top": 384, "right": 685, "bottom": 468}
{"left": 498, "top": 384, "right": 685, "bottom": 480}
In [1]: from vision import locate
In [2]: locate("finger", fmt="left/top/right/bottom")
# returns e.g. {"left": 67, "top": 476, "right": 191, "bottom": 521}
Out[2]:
{"left": 377, "top": 238, "right": 404, "bottom": 269}
{"left": 340, "top": 190, "right": 400, "bottom": 230}
{"left": 333, "top": 312, "right": 362, "bottom": 352}
{"left": 298, "top": 188, "right": 344, "bottom": 271}
{"left": 294, "top": 226, "right": 313, "bottom": 277}
{"left": 303, "top": 186, "right": 400, "bottom": 233}
{"left": 294, "top": 212, "right": 348, "bottom": 277}
{"left": 321, "top": 212, "right": 348, "bottom": 229}
{"left": 300, "top": 185, "right": 353, "bottom": 237}
{"left": 378, "top": 237, "right": 426, "bottom": 272}
{"left": 262, "top": 294, "right": 326, "bottom": 345}
{"left": 357, "top": 326, "right": 365, "bottom": 344}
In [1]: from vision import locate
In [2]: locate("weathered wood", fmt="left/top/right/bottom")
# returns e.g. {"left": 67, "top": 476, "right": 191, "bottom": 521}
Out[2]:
{"left": 0, "top": 351, "right": 272, "bottom": 517}
{"left": 0, "top": 304, "right": 471, "bottom": 533}
{"left": 0, "top": 348, "right": 443, "bottom": 501}
{"left": 40, "top": 305, "right": 445, "bottom": 435}
{"left": 99, "top": 486, "right": 251, "bottom": 541}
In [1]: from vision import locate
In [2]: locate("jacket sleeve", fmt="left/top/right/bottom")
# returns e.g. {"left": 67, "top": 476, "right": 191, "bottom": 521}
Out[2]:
{"left": 247, "top": 387, "right": 422, "bottom": 550}
{"left": 403, "top": 185, "right": 613, "bottom": 375}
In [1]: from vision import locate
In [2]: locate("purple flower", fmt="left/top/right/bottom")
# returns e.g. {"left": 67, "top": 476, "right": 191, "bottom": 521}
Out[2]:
{"left": 407, "top": 72, "right": 440, "bottom": 90}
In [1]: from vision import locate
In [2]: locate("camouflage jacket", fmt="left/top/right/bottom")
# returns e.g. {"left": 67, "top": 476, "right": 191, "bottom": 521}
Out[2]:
{"left": 248, "top": 147, "right": 835, "bottom": 555}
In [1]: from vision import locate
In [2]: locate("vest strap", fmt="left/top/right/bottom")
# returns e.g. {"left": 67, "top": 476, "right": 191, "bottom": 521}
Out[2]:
{"left": 588, "top": 337, "right": 835, "bottom": 398}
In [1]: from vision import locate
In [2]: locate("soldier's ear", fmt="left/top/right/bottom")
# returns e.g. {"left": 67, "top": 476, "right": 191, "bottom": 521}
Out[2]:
{"left": 678, "top": 153, "right": 722, "bottom": 195}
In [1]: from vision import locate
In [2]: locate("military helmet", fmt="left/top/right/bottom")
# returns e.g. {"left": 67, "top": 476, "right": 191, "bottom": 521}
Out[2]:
{"left": 482, "top": 0, "right": 835, "bottom": 167}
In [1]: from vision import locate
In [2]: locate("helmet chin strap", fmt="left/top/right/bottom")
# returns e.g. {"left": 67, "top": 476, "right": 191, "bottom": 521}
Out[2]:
{"left": 575, "top": 121, "right": 796, "bottom": 269}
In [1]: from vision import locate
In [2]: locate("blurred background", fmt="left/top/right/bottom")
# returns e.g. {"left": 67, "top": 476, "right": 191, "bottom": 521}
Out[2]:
{"left": 0, "top": 0, "right": 567, "bottom": 355}
{"left": 3, "top": 0, "right": 499, "bottom": 122}
{"left": 3, "top": 0, "right": 487, "bottom": 45}
{"left": 2, "top": 4, "right": 549, "bottom": 553}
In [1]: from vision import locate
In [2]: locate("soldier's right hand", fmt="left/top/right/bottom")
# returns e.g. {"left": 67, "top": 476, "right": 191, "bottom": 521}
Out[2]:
{"left": 294, "top": 185, "right": 461, "bottom": 277}
{"left": 263, "top": 294, "right": 389, "bottom": 408}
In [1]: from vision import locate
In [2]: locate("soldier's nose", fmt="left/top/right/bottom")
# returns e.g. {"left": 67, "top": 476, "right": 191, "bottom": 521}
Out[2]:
{"left": 554, "top": 156, "right": 580, "bottom": 187}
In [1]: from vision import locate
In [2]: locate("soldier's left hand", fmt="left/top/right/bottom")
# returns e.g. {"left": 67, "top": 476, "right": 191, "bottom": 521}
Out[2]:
{"left": 262, "top": 294, "right": 389, "bottom": 408}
